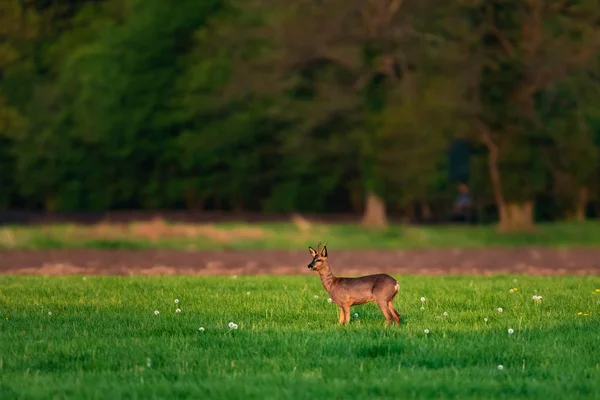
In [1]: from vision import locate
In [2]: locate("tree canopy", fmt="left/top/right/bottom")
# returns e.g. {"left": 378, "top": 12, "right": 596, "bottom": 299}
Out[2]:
{"left": 1, "top": 0, "right": 599, "bottom": 230}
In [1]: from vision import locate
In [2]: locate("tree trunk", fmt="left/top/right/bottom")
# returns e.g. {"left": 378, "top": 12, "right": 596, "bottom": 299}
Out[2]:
{"left": 44, "top": 193, "right": 58, "bottom": 212}
{"left": 498, "top": 201, "right": 535, "bottom": 232}
{"left": 184, "top": 189, "right": 204, "bottom": 210}
{"left": 480, "top": 128, "right": 535, "bottom": 232}
{"left": 420, "top": 202, "right": 434, "bottom": 221}
{"left": 361, "top": 191, "right": 387, "bottom": 228}
{"left": 404, "top": 203, "right": 417, "bottom": 223}
{"left": 481, "top": 129, "right": 508, "bottom": 231}
{"left": 570, "top": 187, "right": 589, "bottom": 221}
{"left": 233, "top": 198, "right": 245, "bottom": 213}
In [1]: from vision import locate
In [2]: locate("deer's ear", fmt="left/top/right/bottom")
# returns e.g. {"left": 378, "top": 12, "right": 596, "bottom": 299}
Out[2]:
{"left": 308, "top": 246, "right": 318, "bottom": 257}
{"left": 320, "top": 245, "right": 327, "bottom": 258}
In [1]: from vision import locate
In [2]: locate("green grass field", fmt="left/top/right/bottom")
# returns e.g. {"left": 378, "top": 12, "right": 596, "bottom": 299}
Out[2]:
{"left": 1, "top": 275, "right": 599, "bottom": 399}
{"left": 1, "top": 220, "right": 600, "bottom": 250}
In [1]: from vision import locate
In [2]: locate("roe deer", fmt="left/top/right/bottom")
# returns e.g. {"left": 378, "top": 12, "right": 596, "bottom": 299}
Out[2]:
{"left": 307, "top": 242, "right": 401, "bottom": 326}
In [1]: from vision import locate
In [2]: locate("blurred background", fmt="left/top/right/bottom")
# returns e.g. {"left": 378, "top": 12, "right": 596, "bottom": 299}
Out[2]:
{"left": 1, "top": 0, "right": 599, "bottom": 235}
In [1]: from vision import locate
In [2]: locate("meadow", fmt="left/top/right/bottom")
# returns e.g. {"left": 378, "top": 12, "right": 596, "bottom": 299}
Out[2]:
{"left": 2, "top": 220, "right": 600, "bottom": 250}
{"left": 1, "top": 274, "right": 599, "bottom": 399}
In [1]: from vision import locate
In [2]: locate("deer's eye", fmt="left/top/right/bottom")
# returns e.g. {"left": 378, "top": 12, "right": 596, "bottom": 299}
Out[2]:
{"left": 315, "top": 259, "right": 322, "bottom": 263}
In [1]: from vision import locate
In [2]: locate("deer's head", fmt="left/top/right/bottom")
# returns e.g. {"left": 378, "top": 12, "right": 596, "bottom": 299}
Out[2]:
{"left": 307, "top": 242, "right": 328, "bottom": 271}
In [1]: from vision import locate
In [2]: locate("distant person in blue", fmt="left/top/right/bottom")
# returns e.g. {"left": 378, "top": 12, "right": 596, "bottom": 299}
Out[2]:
{"left": 453, "top": 183, "right": 472, "bottom": 222}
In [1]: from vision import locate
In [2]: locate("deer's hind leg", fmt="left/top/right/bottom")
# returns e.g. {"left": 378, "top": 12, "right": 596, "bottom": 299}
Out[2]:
{"left": 375, "top": 300, "right": 394, "bottom": 325}
{"left": 386, "top": 281, "right": 401, "bottom": 325}
{"left": 388, "top": 300, "right": 401, "bottom": 325}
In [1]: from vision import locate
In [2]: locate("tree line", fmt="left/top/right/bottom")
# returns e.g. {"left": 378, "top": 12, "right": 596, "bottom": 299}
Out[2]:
{"left": 0, "top": 0, "right": 599, "bottom": 231}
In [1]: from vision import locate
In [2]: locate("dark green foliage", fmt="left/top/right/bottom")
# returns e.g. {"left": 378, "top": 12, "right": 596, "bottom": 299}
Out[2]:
{"left": 0, "top": 0, "right": 599, "bottom": 223}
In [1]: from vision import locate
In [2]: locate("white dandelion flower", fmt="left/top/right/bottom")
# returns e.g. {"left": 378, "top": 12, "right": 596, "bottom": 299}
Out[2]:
{"left": 354, "top": 313, "right": 359, "bottom": 318}
{"left": 176, "top": 308, "right": 181, "bottom": 313}
{"left": 509, "top": 289, "right": 514, "bottom": 293}
{"left": 246, "top": 291, "right": 251, "bottom": 295}
{"left": 154, "top": 310, "right": 160, "bottom": 315}
{"left": 327, "top": 298, "right": 332, "bottom": 303}
{"left": 199, "top": 327, "right": 205, "bottom": 332}
{"left": 420, "top": 306, "right": 425, "bottom": 311}
{"left": 48, "top": 311, "right": 52, "bottom": 316}
{"left": 420, "top": 297, "right": 426, "bottom": 302}
{"left": 228, "top": 322, "right": 239, "bottom": 329}
{"left": 497, "top": 365, "right": 504, "bottom": 370}
{"left": 174, "top": 299, "right": 180, "bottom": 304}
{"left": 484, "top": 317, "right": 488, "bottom": 322}
{"left": 497, "top": 307, "right": 503, "bottom": 313}
{"left": 508, "top": 328, "right": 514, "bottom": 334}
{"left": 314, "top": 295, "right": 319, "bottom": 299}
{"left": 424, "top": 329, "right": 430, "bottom": 334}
{"left": 443, "top": 312, "right": 448, "bottom": 317}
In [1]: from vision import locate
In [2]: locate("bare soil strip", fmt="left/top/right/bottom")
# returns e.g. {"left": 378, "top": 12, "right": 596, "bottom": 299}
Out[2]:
{"left": 1, "top": 248, "right": 599, "bottom": 276}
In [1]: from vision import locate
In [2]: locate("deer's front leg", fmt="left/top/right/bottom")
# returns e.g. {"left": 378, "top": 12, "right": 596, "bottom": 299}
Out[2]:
{"left": 337, "top": 307, "right": 345, "bottom": 325}
{"left": 341, "top": 304, "right": 351, "bottom": 325}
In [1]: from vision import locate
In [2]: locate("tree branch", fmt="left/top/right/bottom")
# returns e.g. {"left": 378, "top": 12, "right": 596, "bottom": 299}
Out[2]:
{"left": 486, "top": 3, "right": 516, "bottom": 57}
{"left": 521, "top": 0, "right": 543, "bottom": 59}
{"left": 384, "top": 0, "right": 403, "bottom": 25}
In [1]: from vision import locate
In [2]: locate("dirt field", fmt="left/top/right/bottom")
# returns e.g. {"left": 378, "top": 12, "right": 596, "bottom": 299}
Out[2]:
{"left": 1, "top": 247, "right": 599, "bottom": 276}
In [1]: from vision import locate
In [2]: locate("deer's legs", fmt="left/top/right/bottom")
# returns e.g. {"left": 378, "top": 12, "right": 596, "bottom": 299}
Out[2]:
{"left": 388, "top": 300, "right": 401, "bottom": 325}
{"left": 337, "top": 307, "right": 345, "bottom": 325}
{"left": 341, "top": 304, "right": 351, "bottom": 325}
{"left": 376, "top": 300, "right": 394, "bottom": 325}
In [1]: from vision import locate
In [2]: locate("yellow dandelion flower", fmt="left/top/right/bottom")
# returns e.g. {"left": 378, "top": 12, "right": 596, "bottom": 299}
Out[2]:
{"left": 577, "top": 312, "right": 583, "bottom": 315}
{"left": 595, "top": 289, "right": 600, "bottom": 292}
{"left": 513, "top": 288, "right": 518, "bottom": 291}
{"left": 584, "top": 314, "right": 589, "bottom": 316}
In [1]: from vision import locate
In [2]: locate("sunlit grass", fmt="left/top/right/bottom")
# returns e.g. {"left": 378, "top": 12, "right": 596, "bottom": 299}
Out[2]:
{"left": 1, "top": 275, "right": 599, "bottom": 399}
{"left": 1, "top": 220, "right": 600, "bottom": 250}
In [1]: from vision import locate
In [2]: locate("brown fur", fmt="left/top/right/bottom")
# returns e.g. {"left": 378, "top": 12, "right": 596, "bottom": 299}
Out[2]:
{"left": 307, "top": 242, "right": 401, "bottom": 326}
